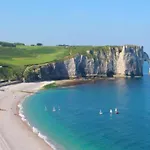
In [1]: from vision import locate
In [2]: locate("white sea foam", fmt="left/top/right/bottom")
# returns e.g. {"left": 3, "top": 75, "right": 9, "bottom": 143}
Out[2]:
{"left": 21, "top": 118, "right": 27, "bottom": 122}
{"left": 18, "top": 102, "right": 57, "bottom": 150}
{"left": 32, "top": 127, "right": 39, "bottom": 134}
{"left": 17, "top": 104, "right": 21, "bottom": 108}
{"left": 19, "top": 109, "right": 23, "bottom": 113}
{"left": 19, "top": 113, "right": 25, "bottom": 118}
{"left": 38, "top": 132, "right": 46, "bottom": 139}
{"left": 38, "top": 132, "right": 56, "bottom": 150}
{"left": 27, "top": 122, "right": 31, "bottom": 127}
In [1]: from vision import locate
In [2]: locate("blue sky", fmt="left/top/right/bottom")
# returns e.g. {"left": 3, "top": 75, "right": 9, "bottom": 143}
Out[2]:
{"left": 0, "top": 0, "right": 150, "bottom": 53}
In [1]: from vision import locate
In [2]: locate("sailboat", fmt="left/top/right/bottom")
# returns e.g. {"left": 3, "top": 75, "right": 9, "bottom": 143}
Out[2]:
{"left": 110, "top": 109, "right": 113, "bottom": 114}
{"left": 99, "top": 109, "right": 103, "bottom": 115}
{"left": 58, "top": 106, "right": 60, "bottom": 111}
{"left": 52, "top": 107, "right": 56, "bottom": 112}
{"left": 115, "top": 108, "right": 119, "bottom": 114}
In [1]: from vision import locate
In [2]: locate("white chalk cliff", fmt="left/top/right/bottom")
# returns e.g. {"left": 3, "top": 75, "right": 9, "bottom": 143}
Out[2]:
{"left": 24, "top": 45, "right": 150, "bottom": 81}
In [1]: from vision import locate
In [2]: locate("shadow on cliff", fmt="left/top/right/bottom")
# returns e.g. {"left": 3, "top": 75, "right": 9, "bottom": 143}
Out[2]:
{"left": 107, "top": 70, "right": 114, "bottom": 77}
{"left": 40, "top": 62, "right": 69, "bottom": 80}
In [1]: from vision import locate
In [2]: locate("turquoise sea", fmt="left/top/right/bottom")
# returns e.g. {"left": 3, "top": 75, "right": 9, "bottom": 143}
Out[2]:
{"left": 22, "top": 63, "right": 150, "bottom": 150}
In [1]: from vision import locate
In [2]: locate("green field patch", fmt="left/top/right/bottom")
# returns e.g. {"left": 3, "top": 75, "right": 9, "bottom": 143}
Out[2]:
{"left": 43, "top": 83, "right": 57, "bottom": 89}
{"left": 0, "top": 46, "right": 70, "bottom": 66}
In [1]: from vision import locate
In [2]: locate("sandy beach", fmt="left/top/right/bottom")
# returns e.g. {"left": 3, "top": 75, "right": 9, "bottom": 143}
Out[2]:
{"left": 0, "top": 82, "right": 53, "bottom": 150}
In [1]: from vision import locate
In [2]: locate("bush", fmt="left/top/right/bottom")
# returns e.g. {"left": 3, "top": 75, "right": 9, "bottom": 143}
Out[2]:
{"left": 0, "top": 67, "right": 13, "bottom": 80}
{"left": 0, "top": 42, "right": 16, "bottom": 47}
{"left": 43, "top": 83, "right": 57, "bottom": 89}
{"left": 0, "top": 66, "right": 25, "bottom": 81}
{"left": 12, "top": 66, "right": 25, "bottom": 80}
{"left": 37, "top": 43, "right": 43, "bottom": 46}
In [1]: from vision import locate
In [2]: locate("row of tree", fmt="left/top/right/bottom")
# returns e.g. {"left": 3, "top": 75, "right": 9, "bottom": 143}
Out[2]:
{"left": 0, "top": 41, "right": 43, "bottom": 47}
{"left": 0, "top": 41, "right": 25, "bottom": 47}
{"left": 31, "top": 43, "right": 43, "bottom": 46}
{"left": 57, "top": 44, "right": 69, "bottom": 46}
{"left": 0, "top": 66, "right": 24, "bottom": 81}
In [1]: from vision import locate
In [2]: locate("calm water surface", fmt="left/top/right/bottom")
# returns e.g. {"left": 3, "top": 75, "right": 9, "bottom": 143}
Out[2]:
{"left": 23, "top": 63, "right": 150, "bottom": 150}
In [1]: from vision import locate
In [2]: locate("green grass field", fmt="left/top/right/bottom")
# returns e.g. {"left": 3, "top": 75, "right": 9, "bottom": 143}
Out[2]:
{"left": 0, "top": 45, "right": 101, "bottom": 66}
{"left": 0, "top": 46, "right": 68, "bottom": 66}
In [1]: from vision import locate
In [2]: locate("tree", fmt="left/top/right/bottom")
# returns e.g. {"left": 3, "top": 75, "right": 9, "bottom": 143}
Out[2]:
{"left": 0, "top": 41, "right": 16, "bottom": 47}
{"left": 0, "top": 67, "right": 13, "bottom": 80}
{"left": 36, "top": 43, "right": 43, "bottom": 46}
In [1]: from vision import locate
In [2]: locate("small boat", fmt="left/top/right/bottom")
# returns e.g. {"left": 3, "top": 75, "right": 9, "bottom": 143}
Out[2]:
{"left": 58, "top": 106, "right": 60, "bottom": 111}
{"left": 115, "top": 108, "right": 119, "bottom": 114}
{"left": 99, "top": 109, "right": 103, "bottom": 115}
{"left": 52, "top": 107, "right": 56, "bottom": 112}
{"left": 110, "top": 109, "right": 113, "bottom": 114}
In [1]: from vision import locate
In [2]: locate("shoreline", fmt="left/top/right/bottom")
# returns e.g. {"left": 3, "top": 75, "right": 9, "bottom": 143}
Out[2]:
{"left": 16, "top": 81, "right": 57, "bottom": 150}
{"left": 0, "top": 82, "right": 54, "bottom": 150}
{"left": 0, "top": 75, "right": 142, "bottom": 89}
{"left": 16, "top": 96, "right": 57, "bottom": 150}
{"left": 50, "top": 76, "right": 142, "bottom": 88}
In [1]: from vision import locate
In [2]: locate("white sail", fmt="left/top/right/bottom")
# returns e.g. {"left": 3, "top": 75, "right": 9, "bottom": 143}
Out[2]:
{"left": 52, "top": 107, "right": 56, "bottom": 112}
{"left": 99, "top": 109, "right": 103, "bottom": 115}
{"left": 58, "top": 107, "right": 60, "bottom": 111}
{"left": 110, "top": 109, "right": 113, "bottom": 114}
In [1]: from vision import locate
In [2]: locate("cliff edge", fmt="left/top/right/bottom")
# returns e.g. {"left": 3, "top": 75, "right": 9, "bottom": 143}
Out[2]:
{"left": 24, "top": 45, "right": 149, "bottom": 82}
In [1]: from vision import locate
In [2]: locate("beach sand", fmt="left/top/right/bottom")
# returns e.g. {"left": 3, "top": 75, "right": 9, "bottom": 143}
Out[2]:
{"left": 0, "top": 82, "right": 53, "bottom": 150}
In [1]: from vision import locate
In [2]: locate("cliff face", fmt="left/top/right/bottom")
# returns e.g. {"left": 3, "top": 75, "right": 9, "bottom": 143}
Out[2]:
{"left": 24, "top": 45, "right": 149, "bottom": 81}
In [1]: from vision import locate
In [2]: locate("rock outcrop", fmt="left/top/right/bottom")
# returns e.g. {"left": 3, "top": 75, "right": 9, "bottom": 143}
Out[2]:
{"left": 24, "top": 45, "right": 149, "bottom": 82}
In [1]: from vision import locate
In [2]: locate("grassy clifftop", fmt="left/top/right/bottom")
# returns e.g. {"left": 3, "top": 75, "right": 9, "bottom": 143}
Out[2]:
{"left": 0, "top": 45, "right": 121, "bottom": 66}
{"left": 0, "top": 45, "right": 69, "bottom": 66}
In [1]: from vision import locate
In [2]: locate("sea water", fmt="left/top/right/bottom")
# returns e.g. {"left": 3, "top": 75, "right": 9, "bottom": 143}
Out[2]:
{"left": 22, "top": 63, "right": 150, "bottom": 150}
